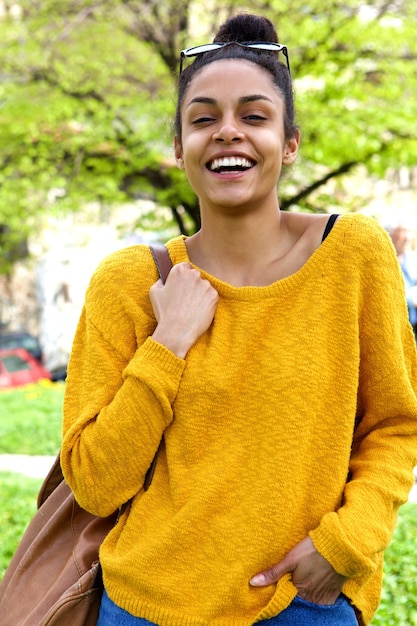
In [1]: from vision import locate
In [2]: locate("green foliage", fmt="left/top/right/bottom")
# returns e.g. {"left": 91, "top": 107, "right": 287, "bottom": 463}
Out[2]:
{"left": 0, "top": 0, "right": 417, "bottom": 266}
{"left": 0, "top": 382, "right": 64, "bottom": 455}
{"left": 0, "top": 2, "right": 182, "bottom": 270}
{"left": 263, "top": 0, "right": 417, "bottom": 209}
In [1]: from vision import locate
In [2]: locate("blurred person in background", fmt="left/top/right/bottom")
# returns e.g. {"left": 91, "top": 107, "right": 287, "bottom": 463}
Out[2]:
{"left": 387, "top": 222, "right": 417, "bottom": 335}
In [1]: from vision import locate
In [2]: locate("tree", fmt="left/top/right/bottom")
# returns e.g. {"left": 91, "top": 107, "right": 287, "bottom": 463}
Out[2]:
{"left": 272, "top": 0, "right": 417, "bottom": 210}
{"left": 0, "top": 0, "right": 416, "bottom": 271}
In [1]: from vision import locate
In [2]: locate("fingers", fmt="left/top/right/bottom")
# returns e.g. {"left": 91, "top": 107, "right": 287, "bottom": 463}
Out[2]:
{"left": 250, "top": 556, "right": 293, "bottom": 587}
{"left": 150, "top": 263, "right": 219, "bottom": 358}
{"left": 150, "top": 262, "right": 192, "bottom": 293}
{"left": 249, "top": 537, "right": 346, "bottom": 606}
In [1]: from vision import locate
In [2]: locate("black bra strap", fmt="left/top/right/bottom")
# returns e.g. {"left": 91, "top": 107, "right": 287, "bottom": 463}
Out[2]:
{"left": 321, "top": 214, "right": 340, "bottom": 242}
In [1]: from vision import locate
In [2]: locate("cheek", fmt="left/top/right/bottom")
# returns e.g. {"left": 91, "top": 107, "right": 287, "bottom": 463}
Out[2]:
{"left": 183, "top": 161, "right": 205, "bottom": 190}
{"left": 180, "top": 136, "right": 203, "bottom": 170}
{"left": 181, "top": 148, "right": 201, "bottom": 182}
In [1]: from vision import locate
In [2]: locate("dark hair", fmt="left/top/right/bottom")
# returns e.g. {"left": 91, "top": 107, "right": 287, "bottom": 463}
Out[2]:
{"left": 175, "top": 13, "right": 296, "bottom": 142}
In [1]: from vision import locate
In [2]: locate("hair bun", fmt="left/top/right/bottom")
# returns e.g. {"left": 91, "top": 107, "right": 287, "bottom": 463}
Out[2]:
{"left": 213, "top": 13, "right": 279, "bottom": 44}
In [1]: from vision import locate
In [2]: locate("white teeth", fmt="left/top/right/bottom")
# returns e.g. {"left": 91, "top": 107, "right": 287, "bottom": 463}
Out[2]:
{"left": 209, "top": 156, "right": 254, "bottom": 171}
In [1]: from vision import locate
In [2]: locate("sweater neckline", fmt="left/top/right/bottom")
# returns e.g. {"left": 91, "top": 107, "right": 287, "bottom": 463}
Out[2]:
{"left": 166, "top": 215, "right": 350, "bottom": 300}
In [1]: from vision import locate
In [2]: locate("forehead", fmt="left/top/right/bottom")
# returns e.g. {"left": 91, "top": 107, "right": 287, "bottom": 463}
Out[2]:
{"left": 183, "top": 58, "right": 282, "bottom": 104}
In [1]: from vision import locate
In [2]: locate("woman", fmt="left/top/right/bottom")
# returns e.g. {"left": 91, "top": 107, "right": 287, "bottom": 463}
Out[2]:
{"left": 61, "top": 13, "right": 417, "bottom": 626}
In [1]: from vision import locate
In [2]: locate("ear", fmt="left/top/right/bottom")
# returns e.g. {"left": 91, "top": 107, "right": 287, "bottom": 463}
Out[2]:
{"left": 174, "top": 136, "right": 184, "bottom": 169}
{"left": 282, "top": 130, "right": 300, "bottom": 165}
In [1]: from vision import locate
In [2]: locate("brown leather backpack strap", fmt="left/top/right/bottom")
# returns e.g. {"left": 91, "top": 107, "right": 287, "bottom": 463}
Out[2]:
{"left": 144, "top": 244, "right": 173, "bottom": 491}
{"left": 150, "top": 243, "right": 173, "bottom": 284}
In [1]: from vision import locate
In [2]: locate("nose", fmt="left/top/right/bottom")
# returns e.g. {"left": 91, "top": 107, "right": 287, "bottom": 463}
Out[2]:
{"left": 212, "top": 118, "right": 244, "bottom": 143}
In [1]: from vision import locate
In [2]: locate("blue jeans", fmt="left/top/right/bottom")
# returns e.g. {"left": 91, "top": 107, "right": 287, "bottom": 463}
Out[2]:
{"left": 97, "top": 590, "right": 358, "bottom": 625}
{"left": 261, "top": 595, "right": 358, "bottom": 625}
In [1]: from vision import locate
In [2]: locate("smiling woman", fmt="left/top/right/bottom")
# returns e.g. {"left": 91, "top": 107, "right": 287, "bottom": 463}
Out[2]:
{"left": 57, "top": 11, "right": 417, "bottom": 626}
{"left": 174, "top": 59, "right": 298, "bottom": 229}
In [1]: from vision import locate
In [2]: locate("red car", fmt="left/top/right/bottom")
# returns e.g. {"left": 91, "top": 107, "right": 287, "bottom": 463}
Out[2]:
{"left": 0, "top": 348, "right": 52, "bottom": 389}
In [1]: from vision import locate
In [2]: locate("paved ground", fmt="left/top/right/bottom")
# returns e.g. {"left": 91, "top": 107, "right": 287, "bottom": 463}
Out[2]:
{"left": 0, "top": 454, "right": 56, "bottom": 479}
{"left": 0, "top": 454, "right": 416, "bottom": 502}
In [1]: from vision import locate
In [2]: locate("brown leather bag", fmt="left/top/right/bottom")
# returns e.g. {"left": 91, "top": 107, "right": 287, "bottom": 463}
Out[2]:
{"left": 0, "top": 244, "right": 172, "bottom": 626}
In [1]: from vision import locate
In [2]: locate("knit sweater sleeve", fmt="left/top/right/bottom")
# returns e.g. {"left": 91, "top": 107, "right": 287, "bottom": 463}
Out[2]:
{"left": 310, "top": 217, "right": 417, "bottom": 582}
{"left": 61, "top": 245, "right": 186, "bottom": 517}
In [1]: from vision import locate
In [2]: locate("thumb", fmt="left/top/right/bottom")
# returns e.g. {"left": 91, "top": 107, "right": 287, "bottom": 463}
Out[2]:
{"left": 250, "top": 555, "right": 295, "bottom": 587}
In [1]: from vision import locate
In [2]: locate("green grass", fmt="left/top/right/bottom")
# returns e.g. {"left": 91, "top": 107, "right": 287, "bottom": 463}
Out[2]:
{"left": 0, "top": 383, "right": 63, "bottom": 579}
{"left": 372, "top": 502, "right": 417, "bottom": 625}
{"left": 0, "top": 472, "right": 43, "bottom": 579}
{"left": 0, "top": 385, "right": 416, "bottom": 623}
{"left": 0, "top": 381, "right": 64, "bottom": 455}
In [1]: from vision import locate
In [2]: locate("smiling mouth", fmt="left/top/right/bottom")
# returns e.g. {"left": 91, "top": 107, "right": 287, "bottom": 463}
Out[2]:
{"left": 208, "top": 156, "right": 255, "bottom": 173}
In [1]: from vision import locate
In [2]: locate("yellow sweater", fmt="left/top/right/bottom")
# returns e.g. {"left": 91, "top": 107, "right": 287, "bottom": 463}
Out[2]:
{"left": 62, "top": 214, "right": 417, "bottom": 626}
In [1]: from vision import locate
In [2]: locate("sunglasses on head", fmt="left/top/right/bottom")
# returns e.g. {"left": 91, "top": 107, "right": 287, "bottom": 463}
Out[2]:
{"left": 179, "top": 41, "right": 291, "bottom": 76}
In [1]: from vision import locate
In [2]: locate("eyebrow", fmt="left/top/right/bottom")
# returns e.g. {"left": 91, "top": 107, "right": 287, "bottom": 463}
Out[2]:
{"left": 187, "top": 94, "right": 274, "bottom": 108}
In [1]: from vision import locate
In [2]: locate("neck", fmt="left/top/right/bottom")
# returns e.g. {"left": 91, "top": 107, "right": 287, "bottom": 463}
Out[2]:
{"left": 185, "top": 209, "right": 290, "bottom": 286}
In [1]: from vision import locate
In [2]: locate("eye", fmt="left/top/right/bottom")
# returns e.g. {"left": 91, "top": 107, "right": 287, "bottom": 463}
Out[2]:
{"left": 192, "top": 116, "right": 216, "bottom": 125}
{"left": 243, "top": 113, "right": 267, "bottom": 122}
